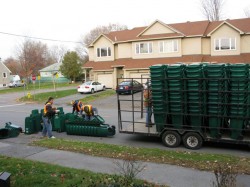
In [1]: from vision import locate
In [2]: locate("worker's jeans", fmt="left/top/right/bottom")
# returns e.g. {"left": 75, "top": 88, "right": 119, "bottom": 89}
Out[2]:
{"left": 42, "top": 116, "right": 53, "bottom": 138}
{"left": 146, "top": 106, "right": 152, "bottom": 126}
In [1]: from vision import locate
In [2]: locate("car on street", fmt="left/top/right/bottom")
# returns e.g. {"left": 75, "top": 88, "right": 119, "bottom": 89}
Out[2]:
{"left": 116, "top": 80, "right": 143, "bottom": 94}
{"left": 8, "top": 80, "right": 26, "bottom": 88}
{"left": 77, "top": 81, "right": 106, "bottom": 94}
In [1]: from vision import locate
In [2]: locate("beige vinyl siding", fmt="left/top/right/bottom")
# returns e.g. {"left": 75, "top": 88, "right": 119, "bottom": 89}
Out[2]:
{"left": 241, "top": 35, "right": 250, "bottom": 53}
{"left": 201, "top": 38, "right": 211, "bottom": 55}
{"left": 88, "top": 48, "right": 94, "bottom": 61}
{"left": 132, "top": 39, "right": 182, "bottom": 59}
{"left": 210, "top": 24, "right": 241, "bottom": 56}
{"left": 142, "top": 22, "right": 175, "bottom": 35}
{"left": 182, "top": 38, "right": 202, "bottom": 55}
{"left": 117, "top": 43, "right": 132, "bottom": 59}
{"left": 94, "top": 37, "right": 114, "bottom": 61}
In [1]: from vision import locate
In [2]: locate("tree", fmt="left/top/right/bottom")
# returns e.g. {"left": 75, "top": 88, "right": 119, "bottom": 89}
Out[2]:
{"left": 200, "top": 0, "right": 225, "bottom": 21}
{"left": 4, "top": 57, "right": 20, "bottom": 75}
{"left": 15, "top": 39, "right": 55, "bottom": 82}
{"left": 244, "top": 6, "right": 250, "bottom": 18}
{"left": 83, "top": 23, "right": 128, "bottom": 46}
{"left": 60, "top": 51, "right": 82, "bottom": 82}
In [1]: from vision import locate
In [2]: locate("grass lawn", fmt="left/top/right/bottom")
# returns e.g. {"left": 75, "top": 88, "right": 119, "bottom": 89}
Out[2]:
{"left": 0, "top": 155, "right": 166, "bottom": 187}
{"left": 31, "top": 138, "right": 250, "bottom": 175}
{"left": 18, "top": 89, "right": 116, "bottom": 103}
{"left": 0, "top": 82, "right": 79, "bottom": 95}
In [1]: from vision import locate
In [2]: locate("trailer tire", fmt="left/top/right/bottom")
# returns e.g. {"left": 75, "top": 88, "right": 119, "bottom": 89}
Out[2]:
{"left": 183, "top": 132, "right": 203, "bottom": 150}
{"left": 162, "top": 131, "right": 181, "bottom": 148}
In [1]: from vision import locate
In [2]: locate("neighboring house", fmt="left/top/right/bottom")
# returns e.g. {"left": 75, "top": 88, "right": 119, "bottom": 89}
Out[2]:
{"left": 83, "top": 18, "right": 250, "bottom": 89}
{"left": 0, "top": 61, "right": 11, "bottom": 87}
{"left": 39, "top": 62, "right": 69, "bottom": 83}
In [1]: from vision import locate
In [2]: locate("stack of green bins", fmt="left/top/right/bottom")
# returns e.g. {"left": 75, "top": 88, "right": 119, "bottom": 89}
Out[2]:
{"left": 54, "top": 107, "right": 66, "bottom": 132}
{"left": 150, "top": 64, "right": 167, "bottom": 132}
{"left": 30, "top": 109, "right": 42, "bottom": 133}
{"left": 185, "top": 64, "right": 205, "bottom": 130}
{"left": 165, "top": 64, "right": 185, "bottom": 129}
{"left": 206, "top": 64, "right": 226, "bottom": 138}
{"left": 228, "top": 64, "right": 249, "bottom": 140}
{"left": 25, "top": 109, "right": 41, "bottom": 134}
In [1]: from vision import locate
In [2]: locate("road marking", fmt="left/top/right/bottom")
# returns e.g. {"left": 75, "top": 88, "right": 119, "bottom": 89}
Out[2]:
{"left": 0, "top": 103, "right": 26, "bottom": 108}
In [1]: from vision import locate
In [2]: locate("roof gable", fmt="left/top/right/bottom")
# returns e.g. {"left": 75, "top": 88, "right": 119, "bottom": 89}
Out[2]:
{"left": 89, "top": 34, "right": 114, "bottom": 47}
{"left": 137, "top": 20, "right": 183, "bottom": 37}
{"left": 207, "top": 20, "right": 244, "bottom": 36}
{"left": 1, "top": 62, "right": 11, "bottom": 73}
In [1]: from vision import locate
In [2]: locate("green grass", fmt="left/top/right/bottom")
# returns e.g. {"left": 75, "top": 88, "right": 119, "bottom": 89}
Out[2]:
{"left": 18, "top": 89, "right": 116, "bottom": 103}
{"left": 0, "top": 155, "right": 165, "bottom": 187}
{"left": 0, "top": 82, "right": 79, "bottom": 95}
{"left": 31, "top": 138, "right": 250, "bottom": 174}
{"left": 79, "top": 89, "right": 116, "bottom": 104}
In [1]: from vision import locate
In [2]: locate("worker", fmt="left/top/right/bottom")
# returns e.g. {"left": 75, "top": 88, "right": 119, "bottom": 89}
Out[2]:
{"left": 71, "top": 100, "right": 83, "bottom": 114}
{"left": 144, "top": 82, "right": 153, "bottom": 127}
{"left": 42, "top": 97, "right": 58, "bottom": 138}
{"left": 81, "top": 104, "right": 98, "bottom": 121}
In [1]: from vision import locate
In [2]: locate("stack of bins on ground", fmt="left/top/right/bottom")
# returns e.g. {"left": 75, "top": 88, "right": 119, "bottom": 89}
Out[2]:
{"left": 150, "top": 65, "right": 167, "bottom": 132}
{"left": 65, "top": 113, "right": 116, "bottom": 137}
{"left": 228, "top": 64, "right": 249, "bottom": 140}
{"left": 54, "top": 107, "right": 67, "bottom": 132}
{"left": 25, "top": 109, "right": 42, "bottom": 134}
{"left": 205, "top": 64, "right": 227, "bottom": 138}
{"left": 165, "top": 64, "right": 185, "bottom": 129}
{"left": 185, "top": 64, "right": 205, "bottom": 130}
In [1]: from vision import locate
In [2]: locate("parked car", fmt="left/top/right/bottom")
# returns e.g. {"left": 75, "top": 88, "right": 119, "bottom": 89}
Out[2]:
{"left": 116, "top": 80, "right": 143, "bottom": 94}
{"left": 77, "top": 81, "right": 106, "bottom": 94}
{"left": 8, "top": 80, "right": 25, "bottom": 88}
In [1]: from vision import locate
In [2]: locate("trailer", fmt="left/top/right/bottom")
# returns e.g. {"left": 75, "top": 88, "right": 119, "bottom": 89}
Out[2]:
{"left": 117, "top": 63, "right": 250, "bottom": 149}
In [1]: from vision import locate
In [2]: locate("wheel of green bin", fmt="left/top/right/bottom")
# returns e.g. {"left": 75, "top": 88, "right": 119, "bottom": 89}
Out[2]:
{"left": 162, "top": 131, "right": 181, "bottom": 148}
{"left": 182, "top": 132, "right": 203, "bottom": 150}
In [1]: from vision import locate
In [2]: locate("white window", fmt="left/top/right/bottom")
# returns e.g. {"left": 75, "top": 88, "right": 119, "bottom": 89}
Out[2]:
{"left": 135, "top": 42, "right": 153, "bottom": 54}
{"left": 159, "top": 40, "right": 178, "bottom": 53}
{"left": 214, "top": 38, "right": 236, "bottom": 51}
{"left": 3, "top": 72, "right": 7, "bottom": 78}
{"left": 97, "top": 47, "right": 111, "bottom": 57}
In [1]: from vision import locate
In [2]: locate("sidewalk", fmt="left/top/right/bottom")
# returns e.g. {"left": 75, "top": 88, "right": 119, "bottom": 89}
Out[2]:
{"left": 0, "top": 133, "right": 249, "bottom": 187}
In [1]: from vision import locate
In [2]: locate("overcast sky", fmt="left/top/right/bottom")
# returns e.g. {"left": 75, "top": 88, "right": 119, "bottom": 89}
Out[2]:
{"left": 0, "top": 0, "right": 250, "bottom": 61}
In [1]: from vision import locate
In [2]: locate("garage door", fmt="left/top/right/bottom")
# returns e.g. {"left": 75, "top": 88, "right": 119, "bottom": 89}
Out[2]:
{"left": 129, "top": 73, "right": 150, "bottom": 85}
{"left": 97, "top": 74, "right": 113, "bottom": 89}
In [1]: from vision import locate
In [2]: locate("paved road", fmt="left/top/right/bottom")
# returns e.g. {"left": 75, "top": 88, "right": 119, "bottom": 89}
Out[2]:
{"left": 0, "top": 87, "right": 250, "bottom": 186}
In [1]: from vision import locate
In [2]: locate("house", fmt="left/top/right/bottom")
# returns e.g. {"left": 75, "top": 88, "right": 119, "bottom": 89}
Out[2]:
{"left": 83, "top": 18, "right": 250, "bottom": 89}
{"left": 0, "top": 60, "right": 11, "bottom": 87}
{"left": 39, "top": 62, "right": 69, "bottom": 83}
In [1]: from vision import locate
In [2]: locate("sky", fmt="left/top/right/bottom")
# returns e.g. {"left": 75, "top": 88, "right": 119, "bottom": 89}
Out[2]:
{"left": 0, "top": 0, "right": 250, "bottom": 61}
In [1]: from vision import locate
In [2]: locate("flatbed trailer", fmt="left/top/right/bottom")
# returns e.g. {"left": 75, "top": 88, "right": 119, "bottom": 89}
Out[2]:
{"left": 118, "top": 63, "right": 250, "bottom": 149}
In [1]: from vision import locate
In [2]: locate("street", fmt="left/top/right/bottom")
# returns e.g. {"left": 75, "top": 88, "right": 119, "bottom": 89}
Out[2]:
{"left": 0, "top": 89, "right": 249, "bottom": 157}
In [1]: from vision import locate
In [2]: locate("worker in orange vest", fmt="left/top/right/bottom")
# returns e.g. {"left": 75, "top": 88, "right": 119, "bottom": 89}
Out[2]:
{"left": 81, "top": 104, "right": 98, "bottom": 121}
{"left": 42, "top": 97, "right": 59, "bottom": 138}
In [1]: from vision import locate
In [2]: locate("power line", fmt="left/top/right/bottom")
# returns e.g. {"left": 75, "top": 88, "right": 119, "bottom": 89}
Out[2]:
{"left": 0, "top": 31, "right": 82, "bottom": 44}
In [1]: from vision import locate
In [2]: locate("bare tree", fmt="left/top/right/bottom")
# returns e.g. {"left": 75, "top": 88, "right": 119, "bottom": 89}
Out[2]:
{"left": 244, "top": 6, "right": 250, "bottom": 18}
{"left": 15, "top": 39, "right": 55, "bottom": 82}
{"left": 200, "top": 0, "right": 225, "bottom": 21}
{"left": 83, "top": 23, "right": 128, "bottom": 46}
{"left": 49, "top": 45, "right": 67, "bottom": 63}
{"left": 4, "top": 57, "right": 20, "bottom": 75}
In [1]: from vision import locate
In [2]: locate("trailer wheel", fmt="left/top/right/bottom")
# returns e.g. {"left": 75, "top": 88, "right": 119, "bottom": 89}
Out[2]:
{"left": 162, "top": 131, "right": 181, "bottom": 148}
{"left": 182, "top": 132, "right": 203, "bottom": 150}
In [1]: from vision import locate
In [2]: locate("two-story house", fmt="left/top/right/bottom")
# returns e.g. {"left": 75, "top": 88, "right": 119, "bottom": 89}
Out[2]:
{"left": 83, "top": 18, "right": 250, "bottom": 89}
{"left": 0, "top": 60, "right": 11, "bottom": 87}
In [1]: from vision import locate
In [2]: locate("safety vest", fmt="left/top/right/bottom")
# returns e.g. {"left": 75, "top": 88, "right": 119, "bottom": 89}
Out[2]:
{"left": 44, "top": 102, "right": 52, "bottom": 116}
{"left": 82, "top": 105, "right": 93, "bottom": 115}
{"left": 76, "top": 101, "right": 82, "bottom": 112}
